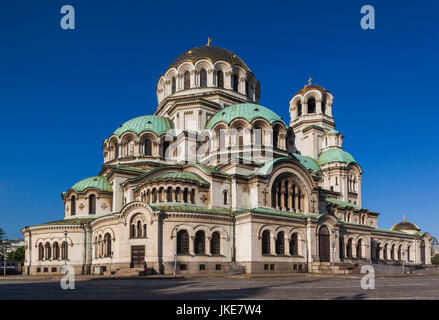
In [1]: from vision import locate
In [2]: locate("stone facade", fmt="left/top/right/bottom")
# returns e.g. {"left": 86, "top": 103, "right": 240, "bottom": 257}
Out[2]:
{"left": 22, "top": 45, "right": 432, "bottom": 276}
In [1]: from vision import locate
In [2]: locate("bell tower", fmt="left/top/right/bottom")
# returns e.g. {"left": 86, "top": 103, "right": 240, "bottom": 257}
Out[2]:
{"left": 289, "top": 79, "right": 335, "bottom": 159}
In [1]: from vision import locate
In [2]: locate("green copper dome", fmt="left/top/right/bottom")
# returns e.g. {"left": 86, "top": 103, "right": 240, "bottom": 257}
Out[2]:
{"left": 318, "top": 148, "right": 355, "bottom": 166}
{"left": 205, "top": 103, "right": 285, "bottom": 129}
{"left": 322, "top": 129, "right": 340, "bottom": 136}
{"left": 113, "top": 115, "right": 174, "bottom": 137}
{"left": 70, "top": 176, "right": 113, "bottom": 193}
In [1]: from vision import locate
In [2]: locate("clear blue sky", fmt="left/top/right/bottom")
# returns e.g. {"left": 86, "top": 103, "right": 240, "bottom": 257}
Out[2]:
{"left": 0, "top": 0, "right": 438, "bottom": 239}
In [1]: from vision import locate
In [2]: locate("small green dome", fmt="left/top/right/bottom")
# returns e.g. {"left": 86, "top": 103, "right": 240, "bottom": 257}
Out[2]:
{"left": 318, "top": 148, "right": 355, "bottom": 166}
{"left": 205, "top": 103, "right": 285, "bottom": 129}
{"left": 322, "top": 129, "right": 339, "bottom": 136}
{"left": 113, "top": 115, "right": 174, "bottom": 137}
{"left": 70, "top": 176, "right": 113, "bottom": 193}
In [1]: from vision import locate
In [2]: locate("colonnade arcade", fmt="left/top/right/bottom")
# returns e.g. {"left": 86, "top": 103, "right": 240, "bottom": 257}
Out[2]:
{"left": 270, "top": 173, "right": 307, "bottom": 212}
{"left": 137, "top": 183, "right": 198, "bottom": 205}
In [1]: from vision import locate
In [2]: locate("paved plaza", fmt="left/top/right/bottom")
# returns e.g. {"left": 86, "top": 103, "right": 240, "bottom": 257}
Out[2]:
{"left": 0, "top": 274, "right": 438, "bottom": 300}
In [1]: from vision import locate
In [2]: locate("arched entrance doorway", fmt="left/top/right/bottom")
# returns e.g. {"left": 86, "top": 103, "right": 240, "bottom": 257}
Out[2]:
{"left": 319, "top": 226, "right": 330, "bottom": 262}
{"left": 420, "top": 240, "right": 426, "bottom": 265}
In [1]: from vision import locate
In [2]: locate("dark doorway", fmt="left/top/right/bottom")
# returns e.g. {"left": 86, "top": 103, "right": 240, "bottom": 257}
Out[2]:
{"left": 420, "top": 240, "right": 426, "bottom": 265}
{"left": 318, "top": 226, "right": 330, "bottom": 262}
{"left": 131, "top": 245, "right": 145, "bottom": 268}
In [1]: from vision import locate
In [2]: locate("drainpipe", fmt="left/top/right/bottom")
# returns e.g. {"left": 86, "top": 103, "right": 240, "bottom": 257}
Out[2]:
{"left": 230, "top": 177, "right": 236, "bottom": 263}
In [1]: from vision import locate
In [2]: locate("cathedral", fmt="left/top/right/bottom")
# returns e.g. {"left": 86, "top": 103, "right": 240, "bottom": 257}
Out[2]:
{"left": 22, "top": 43, "right": 432, "bottom": 275}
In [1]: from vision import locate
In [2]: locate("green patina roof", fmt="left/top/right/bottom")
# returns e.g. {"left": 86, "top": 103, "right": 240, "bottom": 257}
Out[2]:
{"left": 322, "top": 129, "right": 340, "bottom": 136}
{"left": 205, "top": 103, "right": 285, "bottom": 129}
{"left": 156, "top": 204, "right": 234, "bottom": 216}
{"left": 113, "top": 115, "right": 174, "bottom": 137}
{"left": 247, "top": 207, "right": 319, "bottom": 220}
{"left": 150, "top": 171, "right": 209, "bottom": 186}
{"left": 34, "top": 218, "right": 97, "bottom": 227}
{"left": 257, "top": 155, "right": 320, "bottom": 176}
{"left": 326, "top": 197, "right": 378, "bottom": 214}
{"left": 318, "top": 147, "right": 355, "bottom": 166}
{"left": 292, "top": 154, "right": 321, "bottom": 172}
{"left": 69, "top": 176, "right": 113, "bottom": 193}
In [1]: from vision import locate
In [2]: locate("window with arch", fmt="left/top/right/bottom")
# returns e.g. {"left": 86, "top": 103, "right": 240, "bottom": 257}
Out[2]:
{"left": 61, "top": 241, "right": 68, "bottom": 260}
{"left": 391, "top": 244, "right": 395, "bottom": 260}
{"left": 166, "top": 187, "right": 173, "bottom": 202}
{"left": 104, "top": 233, "right": 112, "bottom": 257}
{"left": 297, "top": 102, "right": 302, "bottom": 117}
{"left": 174, "top": 187, "right": 180, "bottom": 202}
{"left": 53, "top": 242, "right": 59, "bottom": 260}
{"left": 184, "top": 71, "right": 190, "bottom": 89}
{"left": 190, "top": 189, "right": 195, "bottom": 204}
{"left": 290, "top": 233, "right": 298, "bottom": 256}
{"left": 223, "top": 190, "right": 228, "bottom": 205}
{"left": 407, "top": 245, "right": 412, "bottom": 261}
{"left": 270, "top": 175, "right": 305, "bottom": 211}
{"left": 253, "top": 126, "right": 263, "bottom": 145}
{"left": 162, "top": 141, "right": 170, "bottom": 158}
{"left": 130, "top": 224, "right": 135, "bottom": 238}
{"left": 232, "top": 74, "right": 239, "bottom": 92}
{"left": 137, "top": 220, "right": 142, "bottom": 238}
{"left": 210, "top": 232, "right": 221, "bottom": 255}
{"left": 272, "top": 127, "right": 279, "bottom": 148}
{"left": 357, "top": 239, "right": 363, "bottom": 259}
{"left": 261, "top": 230, "right": 270, "bottom": 255}
{"left": 144, "top": 139, "right": 152, "bottom": 156}
{"left": 183, "top": 188, "right": 188, "bottom": 203}
{"left": 177, "top": 230, "right": 189, "bottom": 254}
{"left": 45, "top": 242, "right": 51, "bottom": 260}
{"left": 171, "top": 77, "right": 176, "bottom": 94}
{"left": 71, "top": 196, "right": 76, "bottom": 216}
{"left": 217, "top": 70, "right": 224, "bottom": 88}
{"left": 152, "top": 189, "right": 157, "bottom": 203}
{"left": 275, "top": 232, "right": 285, "bottom": 255}
{"left": 89, "top": 194, "right": 96, "bottom": 214}
{"left": 346, "top": 238, "right": 353, "bottom": 258}
{"left": 307, "top": 98, "right": 316, "bottom": 113}
{"left": 38, "top": 243, "right": 44, "bottom": 260}
{"left": 194, "top": 231, "right": 206, "bottom": 255}
{"left": 398, "top": 245, "right": 402, "bottom": 261}
{"left": 322, "top": 99, "right": 326, "bottom": 114}
{"left": 200, "top": 69, "right": 207, "bottom": 87}
{"left": 383, "top": 244, "right": 388, "bottom": 260}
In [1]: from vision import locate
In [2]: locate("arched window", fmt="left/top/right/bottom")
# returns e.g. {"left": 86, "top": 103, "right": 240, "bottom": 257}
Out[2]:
{"left": 210, "top": 232, "right": 221, "bottom": 255}
{"left": 273, "top": 127, "right": 279, "bottom": 148}
{"left": 217, "top": 70, "right": 224, "bottom": 88}
{"left": 297, "top": 102, "right": 302, "bottom": 117}
{"left": 130, "top": 224, "right": 135, "bottom": 238}
{"left": 223, "top": 190, "right": 228, "bottom": 205}
{"left": 183, "top": 188, "right": 188, "bottom": 203}
{"left": 152, "top": 189, "right": 157, "bottom": 203}
{"left": 38, "top": 243, "right": 44, "bottom": 260}
{"left": 89, "top": 194, "right": 96, "bottom": 214}
{"left": 114, "top": 142, "right": 119, "bottom": 158}
{"left": 171, "top": 77, "right": 176, "bottom": 94}
{"left": 376, "top": 243, "right": 381, "bottom": 260}
{"left": 194, "top": 231, "right": 205, "bottom": 255}
{"left": 253, "top": 126, "right": 263, "bottom": 145}
{"left": 144, "top": 139, "right": 152, "bottom": 156}
{"left": 184, "top": 71, "right": 190, "bottom": 89}
{"left": 190, "top": 189, "right": 195, "bottom": 204}
{"left": 283, "top": 182, "right": 289, "bottom": 209}
{"left": 290, "top": 233, "right": 298, "bottom": 256}
{"left": 398, "top": 245, "right": 402, "bottom": 261}
{"left": 391, "top": 244, "right": 395, "bottom": 260}
{"left": 137, "top": 221, "right": 142, "bottom": 238}
{"left": 275, "top": 232, "right": 285, "bottom": 255}
{"left": 357, "top": 239, "right": 363, "bottom": 259}
{"left": 61, "top": 241, "right": 68, "bottom": 260}
{"left": 45, "top": 242, "right": 51, "bottom": 260}
{"left": 175, "top": 187, "right": 180, "bottom": 202}
{"left": 200, "top": 69, "right": 207, "bottom": 87}
{"left": 346, "top": 238, "right": 353, "bottom": 258}
{"left": 53, "top": 242, "right": 59, "bottom": 260}
{"left": 232, "top": 74, "right": 239, "bottom": 92}
{"left": 177, "top": 230, "right": 189, "bottom": 254}
{"left": 166, "top": 187, "right": 173, "bottom": 202}
{"left": 322, "top": 99, "right": 326, "bottom": 114}
{"left": 161, "top": 141, "right": 170, "bottom": 158}
{"left": 71, "top": 196, "right": 76, "bottom": 216}
{"left": 383, "top": 244, "right": 388, "bottom": 260}
{"left": 262, "top": 230, "right": 270, "bottom": 255}
{"left": 407, "top": 245, "right": 412, "bottom": 261}
{"left": 307, "top": 98, "right": 316, "bottom": 113}
{"left": 104, "top": 233, "right": 112, "bottom": 257}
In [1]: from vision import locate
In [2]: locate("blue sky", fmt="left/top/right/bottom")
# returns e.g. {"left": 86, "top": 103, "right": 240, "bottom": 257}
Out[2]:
{"left": 0, "top": 0, "right": 438, "bottom": 239}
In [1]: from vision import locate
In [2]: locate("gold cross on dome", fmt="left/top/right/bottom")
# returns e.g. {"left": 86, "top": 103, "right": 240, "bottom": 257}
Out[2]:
{"left": 403, "top": 214, "right": 406, "bottom": 222}
{"left": 308, "top": 77, "right": 312, "bottom": 85}
{"left": 206, "top": 37, "right": 212, "bottom": 46}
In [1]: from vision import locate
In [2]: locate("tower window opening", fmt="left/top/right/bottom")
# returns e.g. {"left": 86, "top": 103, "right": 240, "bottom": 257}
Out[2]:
{"left": 308, "top": 98, "right": 316, "bottom": 113}
{"left": 200, "top": 69, "right": 207, "bottom": 87}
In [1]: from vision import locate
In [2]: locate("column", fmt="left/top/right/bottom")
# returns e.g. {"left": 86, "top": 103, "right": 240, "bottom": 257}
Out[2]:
{"left": 316, "top": 98, "right": 322, "bottom": 114}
